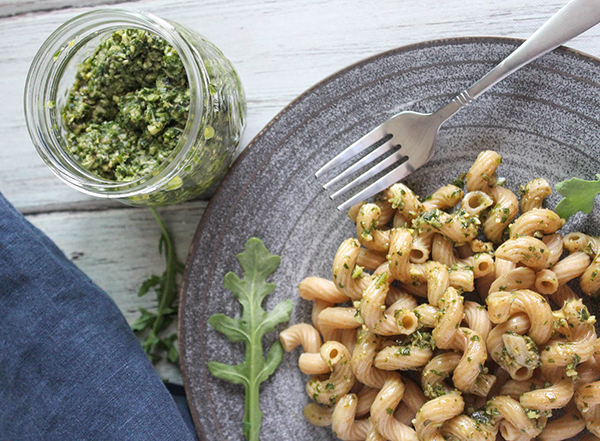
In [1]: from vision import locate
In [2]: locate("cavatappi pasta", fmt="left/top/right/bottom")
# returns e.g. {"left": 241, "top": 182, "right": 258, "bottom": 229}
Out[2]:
{"left": 280, "top": 150, "right": 600, "bottom": 441}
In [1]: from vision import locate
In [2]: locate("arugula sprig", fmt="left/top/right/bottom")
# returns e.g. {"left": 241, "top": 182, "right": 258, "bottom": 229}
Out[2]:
{"left": 555, "top": 174, "right": 600, "bottom": 220}
{"left": 131, "top": 208, "right": 185, "bottom": 364}
{"left": 208, "top": 238, "right": 293, "bottom": 441}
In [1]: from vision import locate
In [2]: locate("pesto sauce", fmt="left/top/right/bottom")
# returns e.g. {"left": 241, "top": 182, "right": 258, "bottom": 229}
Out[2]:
{"left": 62, "top": 29, "right": 190, "bottom": 181}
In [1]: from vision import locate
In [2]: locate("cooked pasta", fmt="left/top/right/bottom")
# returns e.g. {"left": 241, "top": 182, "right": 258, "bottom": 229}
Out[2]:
{"left": 483, "top": 186, "right": 519, "bottom": 244}
{"left": 575, "top": 381, "right": 600, "bottom": 436}
{"left": 369, "top": 373, "right": 418, "bottom": 441}
{"left": 283, "top": 150, "right": 600, "bottom": 441}
{"left": 520, "top": 178, "right": 552, "bottom": 212}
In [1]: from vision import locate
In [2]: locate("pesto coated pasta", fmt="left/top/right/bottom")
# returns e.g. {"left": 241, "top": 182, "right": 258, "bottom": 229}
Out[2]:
{"left": 282, "top": 150, "right": 600, "bottom": 441}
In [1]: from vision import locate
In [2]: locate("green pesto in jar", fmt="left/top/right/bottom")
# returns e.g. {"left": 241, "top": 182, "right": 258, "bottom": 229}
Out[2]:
{"left": 61, "top": 29, "right": 190, "bottom": 181}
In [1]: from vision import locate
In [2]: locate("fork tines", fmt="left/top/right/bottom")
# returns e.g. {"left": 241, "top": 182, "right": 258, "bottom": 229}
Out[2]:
{"left": 316, "top": 126, "right": 410, "bottom": 212}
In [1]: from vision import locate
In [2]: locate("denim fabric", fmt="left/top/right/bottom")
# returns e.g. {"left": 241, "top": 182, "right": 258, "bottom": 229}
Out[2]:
{"left": 0, "top": 193, "right": 197, "bottom": 441}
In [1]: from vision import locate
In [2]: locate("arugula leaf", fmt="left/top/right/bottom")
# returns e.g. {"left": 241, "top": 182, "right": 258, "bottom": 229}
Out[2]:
{"left": 207, "top": 238, "right": 293, "bottom": 441}
{"left": 131, "top": 208, "right": 185, "bottom": 365}
{"left": 555, "top": 174, "right": 600, "bottom": 220}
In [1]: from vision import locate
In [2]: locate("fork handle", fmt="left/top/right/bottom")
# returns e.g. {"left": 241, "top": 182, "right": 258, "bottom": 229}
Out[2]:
{"left": 435, "top": 0, "right": 600, "bottom": 122}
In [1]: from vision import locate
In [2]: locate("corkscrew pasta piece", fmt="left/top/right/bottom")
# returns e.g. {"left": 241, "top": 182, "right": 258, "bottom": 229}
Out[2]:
{"left": 331, "top": 393, "right": 371, "bottom": 441}
{"left": 495, "top": 236, "right": 550, "bottom": 269}
{"left": 280, "top": 323, "right": 326, "bottom": 375}
{"left": 356, "top": 203, "right": 391, "bottom": 252}
{"left": 541, "top": 300, "right": 596, "bottom": 373}
{"left": 421, "top": 352, "right": 462, "bottom": 398}
{"left": 399, "top": 377, "right": 426, "bottom": 423}
{"left": 440, "top": 414, "right": 496, "bottom": 441}
{"left": 425, "top": 261, "right": 449, "bottom": 307}
{"left": 460, "top": 190, "right": 494, "bottom": 216}
{"left": 299, "top": 276, "right": 349, "bottom": 303}
{"left": 365, "top": 426, "right": 386, "bottom": 441}
{"left": 483, "top": 186, "right": 519, "bottom": 244}
{"left": 449, "top": 327, "right": 495, "bottom": 397}
{"left": 563, "top": 232, "right": 600, "bottom": 255}
{"left": 537, "top": 403, "right": 585, "bottom": 441}
{"left": 422, "top": 184, "right": 463, "bottom": 212}
{"left": 465, "top": 150, "right": 502, "bottom": 193}
{"left": 410, "top": 229, "right": 435, "bottom": 263}
{"left": 542, "top": 233, "right": 563, "bottom": 268}
{"left": 306, "top": 342, "right": 355, "bottom": 406}
{"left": 369, "top": 373, "right": 418, "bottom": 441}
{"left": 414, "top": 393, "right": 465, "bottom": 441}
{"left": 299, "top": 353, "right": 330, "bottom": 375}
{"left": 519, "top": 376, "right": 574, "bottom": 411}
{"left": 312, "top": 299, "right": 333, "bottom": 334}
{"left": 463, "top": 301, "right": 491, "bottom": 342}
{"left": 318, "top": 307, "right": 361, "bottom": 331}
{"left": 447, "top": 265, "right": 475, "bottom": 292}
{"left": 432, "top": 287, "right": 464, "bottom": 349}
{"left": 535, "top": 269, "right": 559, "bottom": 295}
{"left": 387, "top": 228, "right": 414, "bottom": 284}
{"left": 373, "top": 197, "right": 396, "bottom": 226}
{"left": 486, "top": 313, "right": 536, "bottom": 380}
{"left": 280, "top": 323, "right": 322, "bottom": 353}
{"left": 575, "top": 381, "right": 600, "bottom": 437}
{"left": 487, "top": 289, "right": 553, "bottom": 344}
{"left": 552, "top": 251, "right": 591, "bottom": 286}
{"left": 575, "top": 357, "right": 600, "bottom": 390}
{"left": 488, "top": 267, "right": 536, "bottom": 295}
{"left": 486, "top": 395, "right": 545, "bottom": 440}
{"left": 509, "top": 208, "right": 564, "bottom": 238}
{"left": 431, "top": 234, "right": 477, "bottom": 270}
{"left": 413, "top": 303, "right": 439, "bottom": 328}
{"left": 520, "top": 178, "right": 552, "bottom": 212}
{"left": 332, "top": 238, "right": 372, "bottom": 300}
{"left": 355, "top": 386, "right": 379, "bottom": 418}
{"left": 581, "top": 253, "right": 600, "bottom": 296}
{"left": 303, "top": 402, "right": 334, "bottom": 427}
{"left": 359, "top": 270, "right": 418, "bottom": 336}
{"left": 495, "top": 257, "right": 517, "bottom": 277}
{"left": 384, "top": 183, "right": 424, "bottom": 222}
{"left": 374, "top": 341, "right": 433, "bottom": 371}
{"left": 412, "top": 208, "right": 480, "bottom": 244}
{"left": 347, "top": 202, "right": 363, "bottom": 223}
{"left": 470, "top": 239, "right": 494, "bottom": 254}
{"left": 350, "top": 330, "right": 390, "bottom": 390}
{"left": 357, "top": 248, "right": 387, "bottom": 271}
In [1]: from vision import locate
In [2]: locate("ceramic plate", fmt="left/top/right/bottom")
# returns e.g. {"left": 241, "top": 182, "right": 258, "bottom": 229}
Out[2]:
{"left": 179, "top": 37, "right": 600, "bottom": 440}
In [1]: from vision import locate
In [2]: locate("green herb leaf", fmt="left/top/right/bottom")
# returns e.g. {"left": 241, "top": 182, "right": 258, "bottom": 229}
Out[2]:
{"left": 131, "top": 307, "right": 156, "bottom": 331}
{"left": 138, "top": 275, "right": 161, "bottom": 297}
{"left": 207, "top": 238, "right": 293, "bottom": 441}
{"left": 131, "top": 208, "right": 184, "bottom": 366}
{"left": 555, "top": 174, "right": 600, "bottom": 220}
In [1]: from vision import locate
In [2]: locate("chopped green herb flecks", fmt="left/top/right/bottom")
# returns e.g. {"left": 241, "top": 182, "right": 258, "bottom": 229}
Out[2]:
{"left": 62, "top": 29, "right": 190, "bottom": 181}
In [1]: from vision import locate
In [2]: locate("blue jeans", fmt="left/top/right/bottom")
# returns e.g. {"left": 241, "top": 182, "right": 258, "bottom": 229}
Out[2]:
{"left": 0, "top": 193, "right": 197, "bottom": 440}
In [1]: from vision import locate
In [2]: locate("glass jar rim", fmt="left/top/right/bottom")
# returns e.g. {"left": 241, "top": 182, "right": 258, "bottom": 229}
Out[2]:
{"left": 24, "top": 8, "right": 206, "bottom": 198}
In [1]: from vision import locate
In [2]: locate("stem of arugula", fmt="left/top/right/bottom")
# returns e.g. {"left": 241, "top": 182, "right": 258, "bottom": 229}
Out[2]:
{"left": 149, "top": 207, "right": 177, "bottom": 336}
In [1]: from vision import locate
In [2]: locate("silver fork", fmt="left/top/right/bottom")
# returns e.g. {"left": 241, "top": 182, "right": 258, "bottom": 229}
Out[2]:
{"left": 317, "top": 0, "right": 600, "bottom": 212}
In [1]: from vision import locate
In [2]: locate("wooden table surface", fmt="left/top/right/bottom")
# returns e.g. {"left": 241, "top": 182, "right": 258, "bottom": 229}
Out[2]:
{"left": 3, "top": 0, "right": 600, "bottom": 383}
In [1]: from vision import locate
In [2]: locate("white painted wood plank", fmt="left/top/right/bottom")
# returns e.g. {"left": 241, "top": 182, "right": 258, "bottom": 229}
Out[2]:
{"left": 25, "top": 200, "right": 207, "bottom": 383}
{"left": 5, "top": 0, "right": 600, "bottom": 213}
{"left": 0, "top": 0, "right": 132, "bottom": 18}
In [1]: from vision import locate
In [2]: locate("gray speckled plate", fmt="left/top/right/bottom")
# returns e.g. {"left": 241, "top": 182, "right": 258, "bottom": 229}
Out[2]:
{"left": 179, "top": 37, "right": 600, "bottom": 441}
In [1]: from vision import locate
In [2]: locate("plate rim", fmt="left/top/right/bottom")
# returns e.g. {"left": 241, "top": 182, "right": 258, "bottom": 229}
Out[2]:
{"left": 178, "top": 35, "right": 600, "bottom": 438}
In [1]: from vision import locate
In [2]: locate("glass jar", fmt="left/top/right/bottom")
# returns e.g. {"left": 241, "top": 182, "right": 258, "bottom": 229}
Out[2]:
{"left": 24, "top": 9, "right": 246, "bottom": 206}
